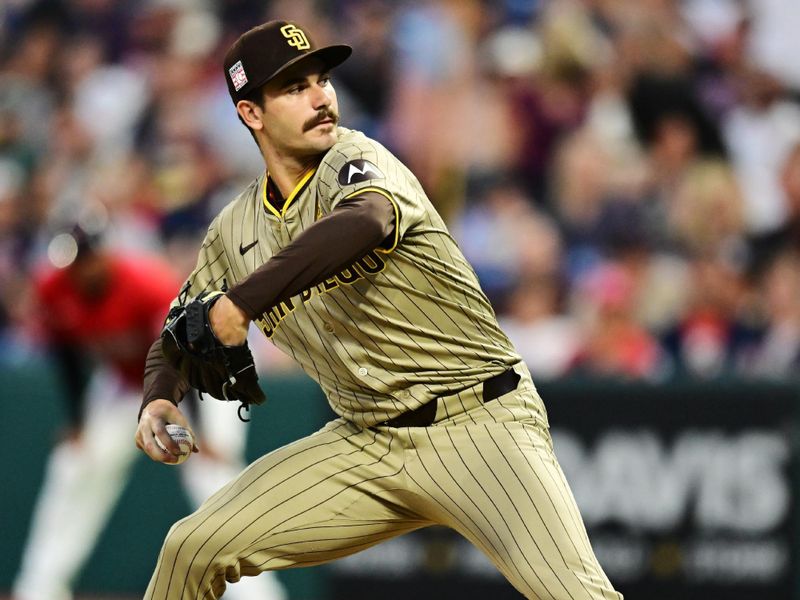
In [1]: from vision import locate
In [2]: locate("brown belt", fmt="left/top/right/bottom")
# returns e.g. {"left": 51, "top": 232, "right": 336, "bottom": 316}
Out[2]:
{"left": 380, "top": 368, "right": 521, "bottom": 428}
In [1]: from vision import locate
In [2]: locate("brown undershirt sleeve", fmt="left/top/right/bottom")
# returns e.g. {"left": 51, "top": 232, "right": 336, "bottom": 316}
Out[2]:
{"left": 139, "top": 337, "right": 190, "bottom": 420}
{"left": 226, "top": 190, "right": 396, "bottom": 320}
{"left": 137, "top": 191, "right": 395, "bottom": 421}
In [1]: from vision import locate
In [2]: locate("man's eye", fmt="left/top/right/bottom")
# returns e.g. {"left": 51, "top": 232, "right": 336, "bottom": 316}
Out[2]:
{"left": 320, "top": 77, "right": 331, "bottom": 86}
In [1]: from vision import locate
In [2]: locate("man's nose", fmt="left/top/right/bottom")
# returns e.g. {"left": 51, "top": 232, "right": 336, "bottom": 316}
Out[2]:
{"left": 310, "top": 84, "right": 331, "bottom": 110}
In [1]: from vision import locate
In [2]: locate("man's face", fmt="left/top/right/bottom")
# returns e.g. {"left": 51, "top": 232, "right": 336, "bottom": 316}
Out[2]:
{"left": 256, "top": 58, "right": 340, "bottom": 157}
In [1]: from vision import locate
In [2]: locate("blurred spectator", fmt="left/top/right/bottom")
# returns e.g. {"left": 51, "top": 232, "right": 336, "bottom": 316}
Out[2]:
{"left": 551, "top": 129, "right": 622, "bottom": 276}
{"left": 388, "top": 0, "right": 519, "bottom": 220}
{"left": 615, "top": 0, "right": 726, "bottom": 156}
{"left": 333, "top": 0, "right": 395, "bottom": 136}
{"left": 639, "top": 113, "right": 706, "bottom": 250}
{"left": 669, "top": 158, "right": 745, "bottom": 256}
{"left": 625, "top": 250, "right": 692, "bottom": 336}
{"left": 569, "top": 261, "right": 666, "bottom": 380}
{"left": 723, "top": 67, "right": 800, "bottom": 266}
{"left": 499, "top": 0, "right": 605, "bottom": 202}
{"left": 777, "top": 141, "right": 800, "bottom": 251}
{"left": 152, "top": 137, "right": 228, "bottom": 239}
{"left": 0, "top": 20, "right": 58, "bottom": 155}
{"left": 453, "top": 178, "right": 561, "bottom": 311}
{"left": 682, "top": 0, "right": 747, "bottom": 118}
{"left": 551, "top": 127, "right": 651, "bottom": 281}
{"left": 499, "top": 274, "right": 582, "bottom": 380}
{"left": 82, "top": 154, "right": 164, "bottom": 253}
{"left": 661, "top": 255, "right": 762, "bottom": 379}
{"left": 747, "top": 250, "right": 800, "bottom": 378}
{"left": 682, "top": 0, "right": 744, "bottom": 56}
{"left": 744, "top": 0, "right": 800, "bottom": 92}
{"left": 0, "top": 158, "right": 29, "bottom": 359}
{"left": 63, "top": 33, "right": 149, "bottom": 162}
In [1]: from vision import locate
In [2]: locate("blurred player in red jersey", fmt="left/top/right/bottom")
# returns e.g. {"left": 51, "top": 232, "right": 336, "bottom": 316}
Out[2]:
{"left": 12, "top": 221, "right": 285, "bottom": 600}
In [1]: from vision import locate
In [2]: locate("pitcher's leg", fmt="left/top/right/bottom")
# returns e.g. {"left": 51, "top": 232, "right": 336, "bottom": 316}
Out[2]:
{"left": 182, "top": 400, "right": 287, "bottom": 600}
{"left": 405, "top": 394, "right": 622, "bottom": 600}
{"left": 145, "top": 422, "right": 427, "bottom": 600}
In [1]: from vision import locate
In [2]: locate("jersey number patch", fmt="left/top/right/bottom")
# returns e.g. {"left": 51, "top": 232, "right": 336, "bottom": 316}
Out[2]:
{"left": 338, "top": 160, "right": 384, "bottom": 185}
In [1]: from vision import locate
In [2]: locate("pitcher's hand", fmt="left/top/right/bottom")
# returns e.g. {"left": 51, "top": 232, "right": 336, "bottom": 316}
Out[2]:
{"left": 135, "top": 399, "right": 198, "bottom": 464}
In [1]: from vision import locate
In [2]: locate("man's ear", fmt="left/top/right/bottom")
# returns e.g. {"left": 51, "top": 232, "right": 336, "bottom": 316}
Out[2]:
{"left": 236, "top": 100, "right": 264, "bottom": 132}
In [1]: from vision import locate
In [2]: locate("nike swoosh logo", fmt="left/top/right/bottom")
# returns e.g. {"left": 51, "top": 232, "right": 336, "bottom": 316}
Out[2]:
{"left": 239, "top": 240, "right": 258, "bottom": 255}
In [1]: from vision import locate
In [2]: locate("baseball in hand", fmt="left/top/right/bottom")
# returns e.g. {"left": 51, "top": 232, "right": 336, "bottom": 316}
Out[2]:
{"left": 155, "top": 424, "right": 194, "bottom": 464}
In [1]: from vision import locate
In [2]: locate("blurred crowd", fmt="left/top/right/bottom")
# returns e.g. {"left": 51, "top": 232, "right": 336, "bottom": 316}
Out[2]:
{"left": 3, "top": 0, "right": 800, "bottom": 383}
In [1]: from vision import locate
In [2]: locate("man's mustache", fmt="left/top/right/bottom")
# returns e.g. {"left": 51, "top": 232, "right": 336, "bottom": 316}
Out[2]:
{"left": 303, "top": 109, "right": 339, "bottom": 132}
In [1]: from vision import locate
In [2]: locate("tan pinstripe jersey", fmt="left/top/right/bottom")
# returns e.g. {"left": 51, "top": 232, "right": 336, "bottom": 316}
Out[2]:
{"left": 177, "top": 127, "right": 521, "bottom": 427}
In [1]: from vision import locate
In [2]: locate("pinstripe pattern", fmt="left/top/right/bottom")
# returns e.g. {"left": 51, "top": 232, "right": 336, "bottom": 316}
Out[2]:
{"left": 172, "top": 128, "right": 520, "bottom": 427}
{"left": 145, "top": 365, "right": 621, "bottom": 599}
{"left": 151, "top": 127, "right": 621, "bottom": 599}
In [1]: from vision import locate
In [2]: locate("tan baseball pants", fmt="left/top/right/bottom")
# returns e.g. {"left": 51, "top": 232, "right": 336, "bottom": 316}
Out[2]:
{"left": 145, "top": 364, "right": 622, "bottom": 600}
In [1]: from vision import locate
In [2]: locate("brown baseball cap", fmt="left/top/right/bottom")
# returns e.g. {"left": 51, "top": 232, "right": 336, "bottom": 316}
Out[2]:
{"left": 223, "top": 21, "right": 352, "bottom": 104}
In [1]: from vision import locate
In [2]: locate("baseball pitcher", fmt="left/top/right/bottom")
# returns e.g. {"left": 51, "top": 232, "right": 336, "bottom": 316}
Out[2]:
{"left": 135, "top": 20, "right": 623, "bottom": 600}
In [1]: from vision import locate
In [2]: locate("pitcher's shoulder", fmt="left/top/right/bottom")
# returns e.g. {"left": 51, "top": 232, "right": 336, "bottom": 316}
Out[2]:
{"left": 319, "top": 128, "right": 399, "bottom": 178}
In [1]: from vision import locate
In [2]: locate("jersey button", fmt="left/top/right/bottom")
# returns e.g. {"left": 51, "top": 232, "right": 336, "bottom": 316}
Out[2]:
{"left": 358, "top": 367, "right": 369, "bottom": 377}
{"left": 324, "top": 322, "right": 335, "bottom": 333}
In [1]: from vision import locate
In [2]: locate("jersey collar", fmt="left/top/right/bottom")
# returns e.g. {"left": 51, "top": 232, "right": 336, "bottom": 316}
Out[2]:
{"left": 262, "top": 168, "right": 317, "bottom": 219}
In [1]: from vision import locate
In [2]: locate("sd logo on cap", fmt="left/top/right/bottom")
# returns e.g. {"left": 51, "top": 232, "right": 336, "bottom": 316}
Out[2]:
{"left": 223, "top": 20, "right": 351, "bottom": 104}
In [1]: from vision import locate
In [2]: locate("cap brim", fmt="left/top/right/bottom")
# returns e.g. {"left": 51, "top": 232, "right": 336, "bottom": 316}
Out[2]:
{"left": 248, "top": 45, "right": 352, "bottom": 96}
